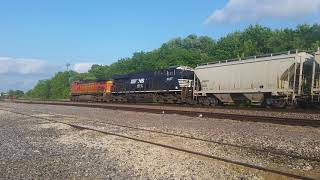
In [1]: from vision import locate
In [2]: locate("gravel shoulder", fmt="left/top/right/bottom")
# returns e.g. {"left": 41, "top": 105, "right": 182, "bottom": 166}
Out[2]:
{"left": 0, "top": 102, "right": 319, "bottom": 179}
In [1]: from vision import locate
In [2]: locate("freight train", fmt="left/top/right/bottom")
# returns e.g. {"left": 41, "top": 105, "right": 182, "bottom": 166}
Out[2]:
{"left": 71, "top": 49, "right": 320, "bottom": 107}
{"left": 71, "top": 66, "right": 194, "bottom": 103}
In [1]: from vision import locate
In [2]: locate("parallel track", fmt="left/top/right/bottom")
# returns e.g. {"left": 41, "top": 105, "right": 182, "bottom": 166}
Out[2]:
{"left": 14, "top": 99, "right": 320, "bottom": 114}
{"left": 82, "top": 119, "right": 320, "bottom": 162}
{"left": 0, "top": 107, "right": 316, "bottom": 180}
{"left": 12, "top": 100, "right": 320, "bottom": 128}
{"left": 2, "top": 103, "right": 319, "bottom": 161}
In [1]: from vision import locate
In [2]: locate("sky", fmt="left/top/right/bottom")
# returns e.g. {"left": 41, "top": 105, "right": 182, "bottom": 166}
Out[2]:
{"left": 0, "top": 0, "right": 320, "bottom": 92}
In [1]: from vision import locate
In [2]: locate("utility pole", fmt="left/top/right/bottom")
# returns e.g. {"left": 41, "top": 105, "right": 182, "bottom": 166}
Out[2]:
{"left": 66, "top": 63, "right": 71, "bottom": 71}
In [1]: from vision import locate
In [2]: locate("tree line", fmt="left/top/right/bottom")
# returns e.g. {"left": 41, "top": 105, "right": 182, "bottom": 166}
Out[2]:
{"left": 25, "top": 24, "right": 320, "bottom": 99}
{"left": 0, "top": 90, "right": 24, "bottom": 99}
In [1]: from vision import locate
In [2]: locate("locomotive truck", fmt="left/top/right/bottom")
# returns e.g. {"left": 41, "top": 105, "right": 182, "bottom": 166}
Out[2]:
{"left": 71, "top": 49, "right": 320, "bottom": 107}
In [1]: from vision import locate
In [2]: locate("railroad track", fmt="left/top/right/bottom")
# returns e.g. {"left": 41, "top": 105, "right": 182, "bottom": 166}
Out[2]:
{"left": 0, "top": 108, "right": 317, "bottom": 179}
{"left": 2, "top": 103, "right": 318, "bottom": 162}
{"left": 80, "top": 119, "right": 320, "bottom": 162}
{"left": 13, "top": 99, "right": 320, "bottom": 113}
{"left": 11, "top": 100, "right": 320, "bottom": 128}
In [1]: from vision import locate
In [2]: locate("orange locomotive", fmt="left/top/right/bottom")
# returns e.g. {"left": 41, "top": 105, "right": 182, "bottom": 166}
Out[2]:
{"left": 71, "top": 80, "right": 113, "bottom": 102}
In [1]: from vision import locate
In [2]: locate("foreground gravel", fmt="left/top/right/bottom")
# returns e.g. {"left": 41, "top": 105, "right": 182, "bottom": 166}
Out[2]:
{"left": 0, "top": 110, "right": 137, "bottom": 179}
{"left": 3, "top": 102, "right": 319, "bottom": 160}
{"left": 0, "top": 101, "right": 319, "bottom": 179}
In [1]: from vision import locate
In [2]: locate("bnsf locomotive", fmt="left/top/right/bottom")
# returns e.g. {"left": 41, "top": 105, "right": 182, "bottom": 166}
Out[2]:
{"left": 71, "top": 49, "right": 320, "bottom": 107}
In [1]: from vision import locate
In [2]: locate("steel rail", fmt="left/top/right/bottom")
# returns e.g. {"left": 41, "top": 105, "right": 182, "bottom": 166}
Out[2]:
{"left": 83, "top": 119, "right": 320, "bottom": 162}
{"left": 12, "top": 101, "right": 320, "bottom": 128}
{"left": 12, "top": 99, "right": 320, "bottom": 114}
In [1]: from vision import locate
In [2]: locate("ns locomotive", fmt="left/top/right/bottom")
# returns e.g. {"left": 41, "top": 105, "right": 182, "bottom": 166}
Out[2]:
{"left": 71, "top": 49, "right": 320, "bottom": 107}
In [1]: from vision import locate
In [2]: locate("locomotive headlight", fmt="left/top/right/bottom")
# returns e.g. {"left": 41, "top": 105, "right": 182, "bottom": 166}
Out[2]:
{"left": 175, "top": 86, "right": 178, "bottom": 89}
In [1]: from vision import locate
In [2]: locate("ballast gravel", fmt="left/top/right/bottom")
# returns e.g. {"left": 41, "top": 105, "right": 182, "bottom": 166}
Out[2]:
{"left": 0, "top": 101, "right": 319, "bottom": 179}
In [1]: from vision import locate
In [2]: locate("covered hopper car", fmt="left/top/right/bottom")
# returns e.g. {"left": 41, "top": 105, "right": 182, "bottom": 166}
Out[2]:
{"left": 193, "top": 50, "right": 320, "bottom": 107}
{"left": 311, "top": 50, "right": 320, "bottom": 102}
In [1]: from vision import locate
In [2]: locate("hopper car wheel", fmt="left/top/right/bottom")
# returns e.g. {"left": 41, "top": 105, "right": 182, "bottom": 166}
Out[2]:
{"left": 275, "top": 100, "right": 287, "bottom": 108}
{"left": 199, "top": 97, "right": 219, "bottom": 106}
{"left": 199, "top": 97, "right": 210, "bottom": 106}
{"left": 152, "top": 94, "right": 159, "bottom": 103}
{"left": 265, "top": 98, "right": 287, "bottom": 108}
{"left": 264, "top": 98, "right": 273, "bottom": 108}
{"left": 209, "top": 97, "right": 219, "bottom": 107}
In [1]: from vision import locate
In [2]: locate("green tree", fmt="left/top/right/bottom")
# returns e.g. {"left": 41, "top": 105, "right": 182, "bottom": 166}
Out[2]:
{"left": 26, "top": 80, "right": 51, "bottom": 99}
{"left": 7, "top": 90, "right": 25, "bottom": 98}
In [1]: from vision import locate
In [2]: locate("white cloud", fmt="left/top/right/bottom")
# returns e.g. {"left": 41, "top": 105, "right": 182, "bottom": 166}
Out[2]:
{"left": 72, "top": 63, "right": 95, "bottom": 73}
{"left": 0, "top": 57, "right": 98, "bottom": 91}
{"left": 0, "top": 57, "right": 60, "bottom": 75}
{"left": 204, "top": 0, "right": 320, "bottom": 24}
{"left": 0, "top": 57, "right": 62, "bottom": 92}
{"left": 0, "top": 75, "right": 40, "bottom": 92}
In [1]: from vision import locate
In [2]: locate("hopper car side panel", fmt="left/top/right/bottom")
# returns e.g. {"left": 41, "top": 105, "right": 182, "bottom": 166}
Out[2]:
{"left": 311, "top": 50, "right": 320, "bottom": 102}
{"left": 194, "top": 52, "right": 315, "bottom": 106}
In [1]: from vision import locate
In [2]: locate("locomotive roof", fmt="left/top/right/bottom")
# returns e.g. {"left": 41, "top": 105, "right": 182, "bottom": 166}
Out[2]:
{"left": 112, "top": 66, "right": 193, "bottom": 80}
{"left": 74, "top": 78, "right": 111, "bottom": 83}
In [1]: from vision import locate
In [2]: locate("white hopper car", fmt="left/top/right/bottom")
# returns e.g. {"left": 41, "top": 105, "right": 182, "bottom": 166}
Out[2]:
{"left": 193, "top": 49, "right": 320, "bottom": 107}
{"left": 312, "top": 50, "right": 320, "bottom": 102}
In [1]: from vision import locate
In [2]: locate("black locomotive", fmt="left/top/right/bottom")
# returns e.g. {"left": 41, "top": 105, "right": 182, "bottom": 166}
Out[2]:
{"left": 111, "top": 66, "right": 194, "bottom": 103}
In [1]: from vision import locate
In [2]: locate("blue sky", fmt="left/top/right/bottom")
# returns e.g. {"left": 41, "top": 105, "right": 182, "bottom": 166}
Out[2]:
{"left": 0, "top": 0, "right": 319, "bottom": 91}
{"left": 0, "top": 0, "right": 227, "bottom": 63}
